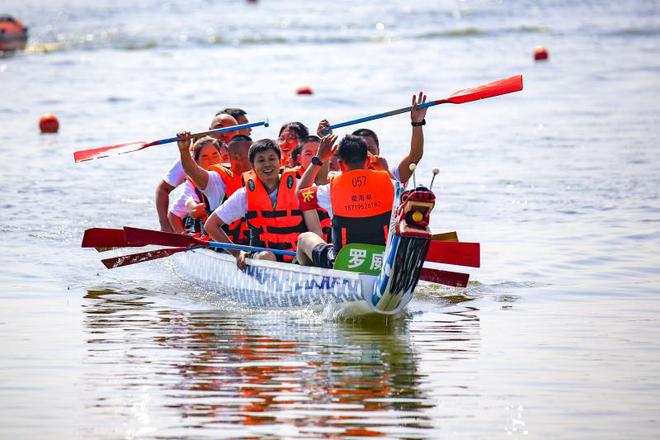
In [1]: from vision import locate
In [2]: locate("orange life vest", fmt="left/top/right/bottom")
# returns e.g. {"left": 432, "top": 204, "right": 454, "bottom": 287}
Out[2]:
{"left": 329, "top": 169, "right": 394, "bottom": 254}
{"left": 207, "top": 164, "right": 251, "bottom": 244}
{"left": 244, "top": 168, "right": 306, "bottom": 261}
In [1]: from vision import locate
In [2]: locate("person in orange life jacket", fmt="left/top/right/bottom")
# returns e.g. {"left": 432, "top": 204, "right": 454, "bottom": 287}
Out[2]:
{"left": 277, "top": 122, "right": 309, "bottom": 167}
{"left": 295, "top": 94, "right": 428, "bottom": 268}
{"left": 217, "top": 107, "right": 252, "bottom": 136}
{"left": 289, "top": 135, "right": 333, "bottom": 242}
{"left": 317, "top": 91, "right": 428, "bottom": 185}
{"left": 204, "top": 139, "right": 323, "bottom": 270}
{"left": 168, "top": 136, "right": 224, "bottom": 234}
{"left": 154, "top": 112, "right": 241, "bottom": 232}
{"left": 177, "top": 133, "right": 253, "bottom": 242}
{"left": 294, "top": 134, "right": 394, "bottom": 268}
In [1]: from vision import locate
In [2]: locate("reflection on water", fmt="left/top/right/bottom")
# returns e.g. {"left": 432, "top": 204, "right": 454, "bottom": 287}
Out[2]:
{"left": 81, "top": 288, "right": 480, "bottom": 437}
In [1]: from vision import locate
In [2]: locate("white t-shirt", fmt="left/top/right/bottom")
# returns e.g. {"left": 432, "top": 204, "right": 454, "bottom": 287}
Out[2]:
{"left": 163, "top": 159, "right": 187, "bottom": 187}
{"left": 200, "top": 171, "right": 228, "bottom": 212}
{"left": 169, "top": 181, "right": 200, "bottom": 217}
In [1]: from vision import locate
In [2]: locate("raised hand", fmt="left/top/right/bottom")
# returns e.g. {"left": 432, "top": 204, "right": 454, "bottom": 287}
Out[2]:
{"left": 318, "top": 134, "right": 338, "bottom": 162}
{"left": 411, "top": 91, "right": 428, "bottom": 123}
{"left": 317, "top": 119, "right": 332, "bottom": 137}
{"left": 176, "top": 131, "right": 192, "bottom": 153}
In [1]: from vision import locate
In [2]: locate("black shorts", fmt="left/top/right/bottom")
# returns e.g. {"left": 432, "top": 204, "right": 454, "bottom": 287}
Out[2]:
{"left": 312, "top": 243, "right": 335, "bottom": 269}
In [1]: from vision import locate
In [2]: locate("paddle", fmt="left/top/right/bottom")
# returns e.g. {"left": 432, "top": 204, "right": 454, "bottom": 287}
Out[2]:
{"left": 73, "top": 119, "right": 269, "bottom": 163}
{"left": 123, "top": 226, "right": 296, "bottom": 257}
{"left": 419, "top": 267, "right": 470, "bottom": 288}
{"left": 82, "top": 227, "right": 146, "bottom": 251}
{"left": 432, "top": 231, "right": 458, "bottom": 242}
{"left": 102, "top": 247, "right": 188, "bottom": 269}
{"left": 425, "top": 241, "right": 480, "bottom": 267}
{"left": 325, "top": 75, "right": 523, "bottom": 133}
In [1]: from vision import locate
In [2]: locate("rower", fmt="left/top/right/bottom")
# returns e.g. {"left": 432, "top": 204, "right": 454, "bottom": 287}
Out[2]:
{"left": 294, "top": 134, "right": 394, "bottom": 267}
{"left": 295, "top": 93, "right": 428, "bottom": 267}
{"left": 154, "top": 111, "right": 241, "bottom": 232}
{"left": 277, "top": 122, "right": 309, "bottom": 167}
{"left": 177, "top": 132, "right": 253, "bottom": 243}
{"left": 167, "top": 136, "right": 223, "bottom": 234}
{"left": 217, "top": 107, "right": 252, "bottom": 136}
{"left": 204, "top": 139, "right": 318, "bottom": 269}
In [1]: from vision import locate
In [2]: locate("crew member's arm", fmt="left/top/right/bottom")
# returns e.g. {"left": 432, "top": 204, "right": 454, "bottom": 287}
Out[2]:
{"left": 397, "top": 92, "right": 428, "bottom": 183}
{"left": 204, "top": 188, "right": 249, "bottom": 270}
{"left": 167, "top": 212, "right": 186, "bottom": 234}
{"left": 312, "top": 119, "right": 333, "bottom": 185}
{"left": 302, "top": 210, "right": 323, "bottom": 238}
{"left": 176, "top": 131, "right": 210, "bottom": 190}
{"left": 296, "top": 133, "right": 337, "bottom": 197}
{"left": 155, "top": 180, "right": 175, "bottom": 232}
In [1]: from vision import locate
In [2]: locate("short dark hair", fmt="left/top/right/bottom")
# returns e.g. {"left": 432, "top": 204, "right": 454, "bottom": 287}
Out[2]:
{"left": 217, "top": 108, "right": 247, "bottom": 119}
{"left": 352, "top": 128, "right": 379, "bottom": 148}
{"left": 303, "top": 135, "right": 320, "bottom": 144}
{"left": 192, "top": 136, "right": 222, "bottom": 162}
{"left": 278, "top": 122, "right": 309, "bottom": 141}
{"left": 248, "top": 139, "right": 281, "bottom": 163}
{"left": 228, "top": 134, "right": 252, "bottom": 146}
{"left": 336, "top": 135, "right": 367, "bottom": 167}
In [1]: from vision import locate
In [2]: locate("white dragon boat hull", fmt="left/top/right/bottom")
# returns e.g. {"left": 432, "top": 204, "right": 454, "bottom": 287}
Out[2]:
{"left": 172, "top": 248, "right": 379, "bottom": 314}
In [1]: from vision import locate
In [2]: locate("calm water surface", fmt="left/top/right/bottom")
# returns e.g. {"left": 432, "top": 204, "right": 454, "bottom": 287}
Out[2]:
{"left": 1, "top": 0, "right": 660, "bottom": 438}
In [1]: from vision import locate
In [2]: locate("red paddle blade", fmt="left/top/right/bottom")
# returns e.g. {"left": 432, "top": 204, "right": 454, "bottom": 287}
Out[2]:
{"left": 419, "top": 267, "right": 470, "bottom": 287}
{"left": 102, "top": 247, "right": 187, "bottom": 269}
{"left": 123, "top": 226, "right": 200, "bottom": 247}
{"left": 444, "top": 75, "right": 523, "bottom": 104}
{"left": 82, "top": 227, "right": 146, "bottom": 249}
{"left": 425, "top": 242, "right": 480, "bottom": 267}
{"left": 73, "top": 140, "right": 151, "bottom": 163}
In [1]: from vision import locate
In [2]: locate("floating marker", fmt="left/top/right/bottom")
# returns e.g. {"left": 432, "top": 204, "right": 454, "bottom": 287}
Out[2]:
{"left": 39, "top": 114, "right": 59, "bottom": 133}
{"left": 534, "top": 46, "right": 549, "bottom": 61}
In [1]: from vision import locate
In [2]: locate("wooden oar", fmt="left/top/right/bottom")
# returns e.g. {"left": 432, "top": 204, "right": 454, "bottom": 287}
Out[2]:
{"left": 425, "top": 241, "right": 480, "bottom": 267}
{"left": 432, "top": 231, "right": 458, "bottom": 242}
{"left": 102, "top": 247, "right": 188, "bottom": 269}
{"left": 325, "top": 75, "right": 523, "bottom": 133}
{"left": 123, "top": 226, "right": 296, "bottom": 257}
{"left": 419, "top": 267, "right": 469, "bottom": 288}
{"left": 73, "top": 119, "right": 268, "bottom": 163}
{"left": 82, "top": 227, "right": 146, "bottom": 250}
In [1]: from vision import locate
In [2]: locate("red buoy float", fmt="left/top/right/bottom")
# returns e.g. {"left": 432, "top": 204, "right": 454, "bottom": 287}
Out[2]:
{"left": 39, "top": 114, "right": 60, "bottom": 133}
{"left": 0, "top": 15, "right": 28, "bottom": 52}
{"left": 296, "top": 85, "right": 314, "bottom": 95}
{"left": 533, "top": 46, "right": 549, "bottom": 61}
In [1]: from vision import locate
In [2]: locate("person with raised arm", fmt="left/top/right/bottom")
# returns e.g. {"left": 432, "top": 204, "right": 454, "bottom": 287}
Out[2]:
{"left": 155, "top": 112, "right": 241, "bottom": 231}
{"left": 295, "top": 93, "right": 427, "bottom": 268}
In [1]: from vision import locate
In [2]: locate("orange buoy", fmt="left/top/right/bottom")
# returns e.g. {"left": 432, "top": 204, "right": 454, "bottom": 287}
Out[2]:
{"left": 39, "top": 114, "right": 59, "bottom": 133}
{"left": 296, "top": 85, "right": 313, "bottom": 95}
{"left": 534, "top": 46, "right": 549, "bottom": 61}
{"left": 0, "top": 15, "right": 28, "bottom": 52}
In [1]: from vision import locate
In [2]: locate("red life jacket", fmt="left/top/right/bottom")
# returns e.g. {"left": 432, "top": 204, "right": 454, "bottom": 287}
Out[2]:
{"left": 244, "top": 168, "right": 306, "bottom": 261}
{"left": 209, "top": 164, "right": 250, "bottom": 245}
{"left": 329, "top": 169, "right": 394, "bottom": 254}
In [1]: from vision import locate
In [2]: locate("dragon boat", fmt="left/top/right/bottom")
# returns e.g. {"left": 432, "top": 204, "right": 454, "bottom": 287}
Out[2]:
{"left": 84, "top": 184, "right": 479, "bottom": 316}
{"left": 170, "top": 183, "right": 461, "bottom": 315}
